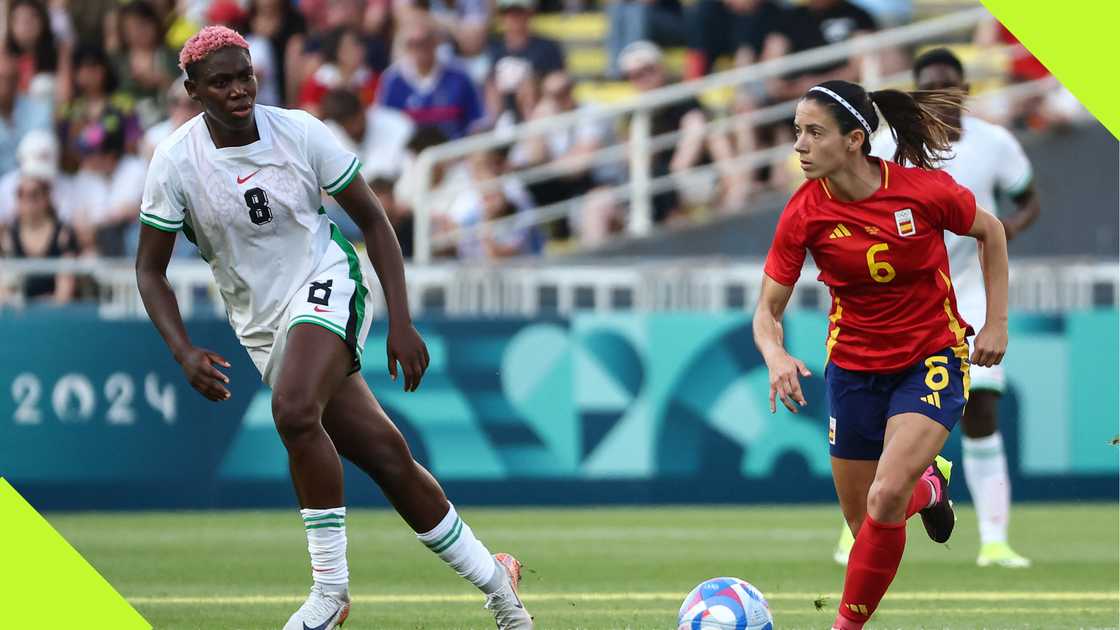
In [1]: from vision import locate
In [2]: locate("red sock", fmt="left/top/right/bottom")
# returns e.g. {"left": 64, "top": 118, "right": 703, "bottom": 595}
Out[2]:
{"left": 833, "top": 516, "right": 906, "bottom": 629}
{"left": 905, "top": 472, "right": 937, "bottom": 519}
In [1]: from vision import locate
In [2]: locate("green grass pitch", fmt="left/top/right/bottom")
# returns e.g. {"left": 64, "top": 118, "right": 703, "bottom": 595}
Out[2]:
{"left": 52, "top": 503, "right": 1118, "bottom": 629}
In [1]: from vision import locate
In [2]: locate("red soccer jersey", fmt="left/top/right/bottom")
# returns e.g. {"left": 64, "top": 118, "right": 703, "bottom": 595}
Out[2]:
{"left": 764, "top": 159, "right": 977, "bottom": 372}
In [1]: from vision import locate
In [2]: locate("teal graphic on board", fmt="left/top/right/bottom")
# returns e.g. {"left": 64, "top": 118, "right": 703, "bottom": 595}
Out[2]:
{"left": 1, "top": 309, "right": 1116, "bottom": 508}
{"left": 215, "top": 312, "right": 1117, "bottom": 481}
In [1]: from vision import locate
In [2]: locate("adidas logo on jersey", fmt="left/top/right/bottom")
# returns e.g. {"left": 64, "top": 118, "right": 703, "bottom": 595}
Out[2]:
{"left": 921, "top": 392, "right": 942, "bottom": 409}
{"left": 829, "top": 224, "right": 853, "bottom": 239}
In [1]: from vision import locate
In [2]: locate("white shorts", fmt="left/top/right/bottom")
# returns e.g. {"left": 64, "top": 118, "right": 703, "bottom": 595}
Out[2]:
{"left": 969, "top": 361, "right": 1005, "bottom": 394}
{"left": 243, "top": 234, "right": 374, "bottom": 388}
{"left": 958, "top": 299, "right": 1005, "bottom": 394}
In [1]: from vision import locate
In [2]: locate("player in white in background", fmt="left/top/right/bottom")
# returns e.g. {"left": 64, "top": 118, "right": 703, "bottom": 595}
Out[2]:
{"left": 134, "top": 27, "right": 533, "bottom": 629}
{"left": 832, "top": 47, "right": 1040, "bottom": 569}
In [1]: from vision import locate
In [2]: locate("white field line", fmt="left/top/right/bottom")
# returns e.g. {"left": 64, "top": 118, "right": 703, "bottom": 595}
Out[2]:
{"left": 127, "top": 591, "right": 1120, "bottom": 606}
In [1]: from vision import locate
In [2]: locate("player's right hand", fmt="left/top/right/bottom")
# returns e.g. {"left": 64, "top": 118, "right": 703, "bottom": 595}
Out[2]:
{"left": 766, "top": 352, "right": 811, "bottom": 414}
{"left": 178, "top": 347, "right": 231, "bottom": 401}
{"left": 387, "top": 321, "right": 430, "bottom": 392}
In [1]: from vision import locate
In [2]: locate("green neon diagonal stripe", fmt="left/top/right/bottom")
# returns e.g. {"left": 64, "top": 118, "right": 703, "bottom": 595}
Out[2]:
{"left": 303, "top": 513, "right": 346, "bottom": 523}
{"left": 426, "top": 518, "right": 464, "bottom": 554}
{"left": 306, "top": 522, "right": 345, "bottom": 530}
{"left": 139, "top": 213, "right": 183, "bottom": 229}
{"left": 979, "top": 1, "right": 1120, "bottom": 139}
{"left": 288, "top": 316, "right": 346, "bottom": 340}
{"left": 0, "top": 479, "right": 151, "bottom": 627}
{"left": 329, "top": 223, "right": 367, "bottom": 360}
{"left": 139, "top": 216, "right": 180, "bottom": 233}
{"left": 324, "top": 158, "right": 359, "bottom": 193}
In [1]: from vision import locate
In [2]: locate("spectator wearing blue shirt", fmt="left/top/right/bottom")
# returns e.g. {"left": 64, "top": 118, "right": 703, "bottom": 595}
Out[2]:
{"left": 376, "top": 17, "right": 485, "bottom": 140}
{"left": 0, "top": 52, "right": 50, "bottom": 177}
{"left": 486, "top": 0, "right": 565, "bottom": 79}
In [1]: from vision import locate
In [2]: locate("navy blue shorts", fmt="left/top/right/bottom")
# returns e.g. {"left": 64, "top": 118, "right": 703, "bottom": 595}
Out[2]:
{"left": 825, "top": 344, "right": 970, "bottom": 460}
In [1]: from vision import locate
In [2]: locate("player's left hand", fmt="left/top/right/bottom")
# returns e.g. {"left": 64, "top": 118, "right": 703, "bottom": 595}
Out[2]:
{"left": 387, "top": 321, "right": 430, "bottom": 392}
{"left": 971, "top": 324, "right": 1007, "bottom": 367}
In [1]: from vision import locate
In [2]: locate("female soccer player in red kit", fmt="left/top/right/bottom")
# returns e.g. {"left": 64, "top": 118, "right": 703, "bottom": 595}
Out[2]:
{"left": 752, "top": 80, "right": 1008, "bottom": 630}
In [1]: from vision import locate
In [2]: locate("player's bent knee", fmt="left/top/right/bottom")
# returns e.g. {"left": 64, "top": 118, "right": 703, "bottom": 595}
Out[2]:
{"left": 272, "top": 392, "right": 323, "bottom": 441}
{"left": 866, "top": 477, "right": 910, "bottom": 521}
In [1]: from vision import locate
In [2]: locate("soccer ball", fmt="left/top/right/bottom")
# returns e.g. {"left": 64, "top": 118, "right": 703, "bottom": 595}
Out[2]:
{"left": 677, "top": 577, "right": 774, "bottom": 630}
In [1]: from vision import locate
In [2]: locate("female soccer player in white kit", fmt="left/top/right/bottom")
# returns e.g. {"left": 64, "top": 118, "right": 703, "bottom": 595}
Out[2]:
{"left": 134, "top": 26, "right": 533, "bottom": 629}
{"left": 833, "top": 48, "right": 1040, "bottom": 569}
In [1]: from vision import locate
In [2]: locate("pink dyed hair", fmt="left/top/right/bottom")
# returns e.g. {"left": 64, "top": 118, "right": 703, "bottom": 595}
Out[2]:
{"left": 178, "top": 25, "right": 250, "bottom": 72}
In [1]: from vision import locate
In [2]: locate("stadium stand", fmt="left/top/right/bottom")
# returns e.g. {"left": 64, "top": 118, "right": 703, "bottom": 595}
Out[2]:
{"left": 0, "top": 0, "right": 1106, "bottom": 305}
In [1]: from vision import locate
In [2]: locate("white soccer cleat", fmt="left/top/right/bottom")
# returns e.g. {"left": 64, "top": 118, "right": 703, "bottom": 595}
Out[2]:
{"left": 485, "top": 553, "right": 533, "bottom": 629}
{"left": 283, "top": 584, "right": 350, "bottom": 630}
{"left": 977, "top": 542, "right": 1032, "bottom": 568}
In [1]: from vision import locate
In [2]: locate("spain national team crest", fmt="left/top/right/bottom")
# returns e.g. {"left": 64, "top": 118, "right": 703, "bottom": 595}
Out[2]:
{"left": 894, "top": 208, "right": 916, "bottom": 237}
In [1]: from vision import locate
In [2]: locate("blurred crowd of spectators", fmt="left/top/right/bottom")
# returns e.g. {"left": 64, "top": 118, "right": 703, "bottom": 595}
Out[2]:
{"left": 0, "top": 0, "right": 1086, "bottom": 306}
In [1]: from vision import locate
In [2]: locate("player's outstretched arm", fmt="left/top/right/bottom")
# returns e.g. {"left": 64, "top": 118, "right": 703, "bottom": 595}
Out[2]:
{"left": 135, "top": 225, "right": 231, "bottom": 401}
{"left": 753, "top": 274, "right": 812, "bottom": 414}
{"left": 967, "top": 206, "right": 1009, "bottom": 368}
{"left": 333, "top": 177, "right": 430, "bottom": 392}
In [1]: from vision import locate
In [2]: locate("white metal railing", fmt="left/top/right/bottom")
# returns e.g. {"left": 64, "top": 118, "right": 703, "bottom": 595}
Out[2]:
{"left": 425, "top": 71, "right": 1063, "bottom": 254}
{"left": 3, "top": 257, "right": 1116, "bottom": 318}
{"left": 410, "top": 6, "right": 993, "bottom": 262}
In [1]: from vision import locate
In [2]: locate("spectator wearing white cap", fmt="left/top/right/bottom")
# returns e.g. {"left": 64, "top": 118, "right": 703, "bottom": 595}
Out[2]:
{"left": 619, "top": 41, "right": 749, "bottom": 221}
{"left": 0, "top": 129, "right": 76, "bottom": 227}
{"left": 606, "top": 0, "right": 685, "bottom": 79}
{"left": 489, "top": 56, "right": 539, "bottom": 131}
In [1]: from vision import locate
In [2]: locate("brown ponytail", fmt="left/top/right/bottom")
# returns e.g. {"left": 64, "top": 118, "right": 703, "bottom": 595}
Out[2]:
{"left": 868, "top": 88, "right": 963, "bottom": 169}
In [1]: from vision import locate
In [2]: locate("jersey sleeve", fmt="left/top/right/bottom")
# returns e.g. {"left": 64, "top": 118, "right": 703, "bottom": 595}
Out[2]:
{"left": 927, "top": 169, "right": 977, "bottom": 235}
{"left": 994, "top": 126, "right": 1033, "bottom": 198}
{"left": 302, "top": 111, "right": 363, "bottom": 195}
{"left": 763, "top": 202, "right": 808, "bottom": 286}
{"left": 139, "top": 149, "right": 186, "bottom": 233}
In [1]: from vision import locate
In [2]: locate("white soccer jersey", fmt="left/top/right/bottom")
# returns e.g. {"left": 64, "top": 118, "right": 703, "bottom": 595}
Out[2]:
{"left": 140, "top": 105, "right": 363, "bottom": 342}
{"left": 871, "top": 115, "right": 1032, "bottom": 323}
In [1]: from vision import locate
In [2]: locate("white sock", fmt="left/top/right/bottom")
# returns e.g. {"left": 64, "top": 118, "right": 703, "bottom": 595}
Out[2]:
{"left": 962, "top": 433, "right": 1011, "bottom": 545}
{"left": 302, "top": 507, "right": 349, "bottom": 591}
{"left": 417, "top": 503, "right": 503, "bottom": 594}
